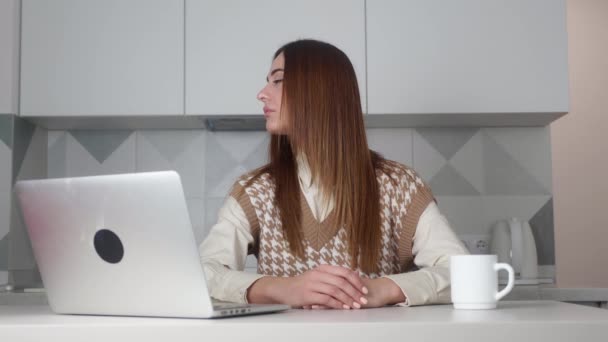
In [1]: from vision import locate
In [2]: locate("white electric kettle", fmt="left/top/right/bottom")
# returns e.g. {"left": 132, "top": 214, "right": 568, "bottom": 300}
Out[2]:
{"left": 489, "top": 218, "right": 539, "bottom": 283}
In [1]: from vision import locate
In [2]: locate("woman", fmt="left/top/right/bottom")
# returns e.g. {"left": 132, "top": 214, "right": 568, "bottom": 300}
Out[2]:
{"left": 199, "top": 39, "right": 469, "bottom": 310}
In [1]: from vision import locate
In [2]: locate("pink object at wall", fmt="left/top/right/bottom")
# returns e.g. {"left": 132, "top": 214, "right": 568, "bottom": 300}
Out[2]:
{"left": 552, "top": 0, "right": 608, "bottom": 287}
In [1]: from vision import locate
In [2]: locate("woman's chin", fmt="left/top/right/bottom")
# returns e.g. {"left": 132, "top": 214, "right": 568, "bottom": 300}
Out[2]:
{"left": 265, "top": 122, "right": 275, "bottom": 133}
{"left": 265, "top": 121, "right": 281, "bottom": 134}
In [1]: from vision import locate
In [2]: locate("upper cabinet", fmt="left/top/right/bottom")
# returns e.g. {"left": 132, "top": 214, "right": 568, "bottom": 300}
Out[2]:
{"left": 185, "top": 0, "right": 366, "bottom": 116}
{"left": 366, "top": 0, "right": 569, "bottom": 116}
{"left": 0, "top": 0, "right": 19, "bottom": 114}
{"left": 16, "top": 0, "right": 569, "bottom": 126}
{"left": 20, "top": 0, "right": 184, "bottom": 116}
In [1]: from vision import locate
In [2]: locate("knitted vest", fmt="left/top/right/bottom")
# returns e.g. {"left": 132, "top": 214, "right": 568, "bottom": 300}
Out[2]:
{"left": 231, "top": 160, "right": 435, "bottom": 278}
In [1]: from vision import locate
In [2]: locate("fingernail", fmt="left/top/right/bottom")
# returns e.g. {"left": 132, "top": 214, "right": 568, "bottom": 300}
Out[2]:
{"left": 311, "top": 305, "right": 319, "bottom": 309}
{"left": 360, "top": 297, "right": 368, "bottom": 304}
{"left": 343, "top": 304, "right": 350, "bottom": 310}
{"left": 362, "top": 286, "right": 369, "bottom": 294}
{"left": 353, "top": 302, "right": 361, "bottom": 309}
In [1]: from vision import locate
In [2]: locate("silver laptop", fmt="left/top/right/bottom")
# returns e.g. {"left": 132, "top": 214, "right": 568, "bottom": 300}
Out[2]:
{"left": 14, "top": 171, "right": 289, "bottom": 318}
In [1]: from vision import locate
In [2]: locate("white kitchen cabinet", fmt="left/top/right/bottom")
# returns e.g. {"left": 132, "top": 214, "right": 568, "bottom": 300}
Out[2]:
{"left": 20, "top": 0, "right": 184, "bottom": 116}
{"left": 0, "top": 0, "right": 20, "bottom": 114}
{"left": 185, "top": 0, "right": 366, "bottom": 116}
{"left": 366, "top": 0, "right": 569, "bottom": 116}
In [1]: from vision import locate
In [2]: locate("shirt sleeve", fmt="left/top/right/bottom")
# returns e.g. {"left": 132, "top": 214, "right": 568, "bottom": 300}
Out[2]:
{"left": 383, "top": 201, "right": 470, "bottom": 306}
{"left": 198, "top": 196, "right": 266, "bottom": 303}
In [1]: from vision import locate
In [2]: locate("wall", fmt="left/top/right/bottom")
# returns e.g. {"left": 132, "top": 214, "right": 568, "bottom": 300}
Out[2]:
{"left": 0, "top": 115, "right": 46, "bottom": 287}
{"left": 0, "top": 115, "right": 12, "bottom": 284}
{"left": 0, "top": 123, "right": 555, "bottom": 281}
{"left": 0, "top": 0, "right": 21, "bottom": 286}
{"left": 552, "top": 0, "right": 608, "bottom": 287}
{"left": 39, "top": 127, "right": 555, "bottom": 274}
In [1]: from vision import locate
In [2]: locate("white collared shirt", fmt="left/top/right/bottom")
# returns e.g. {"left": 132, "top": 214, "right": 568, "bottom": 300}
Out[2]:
{"left": 199, "top": 158, "right": 469, "bottom": 306}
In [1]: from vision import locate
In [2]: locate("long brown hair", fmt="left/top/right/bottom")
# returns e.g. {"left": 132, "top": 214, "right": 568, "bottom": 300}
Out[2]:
{"left": 245, "top": 39, "right": 386, "bottom": 273}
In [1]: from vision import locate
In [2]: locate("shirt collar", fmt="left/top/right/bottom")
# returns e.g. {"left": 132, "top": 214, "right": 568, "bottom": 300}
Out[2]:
{"left": 296, "top": 154, "right": 313, "bottom": 189}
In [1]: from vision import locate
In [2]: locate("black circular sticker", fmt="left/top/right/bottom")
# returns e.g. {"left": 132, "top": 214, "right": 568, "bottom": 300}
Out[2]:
{"left": 93, "top": 229, "right": 124, "bottom": 264}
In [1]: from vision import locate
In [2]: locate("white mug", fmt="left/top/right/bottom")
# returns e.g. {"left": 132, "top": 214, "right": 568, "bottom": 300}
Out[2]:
{"left": 450, "top": 254, "right": 515, "bottom": 309}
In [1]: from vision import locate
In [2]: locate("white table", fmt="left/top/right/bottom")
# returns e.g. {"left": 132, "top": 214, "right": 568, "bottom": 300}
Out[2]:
{"left": 6, "top": 285, "right": 608, "bottom": 306}
{"left": 1, "top": 301, "right": 608, "bottom": 342}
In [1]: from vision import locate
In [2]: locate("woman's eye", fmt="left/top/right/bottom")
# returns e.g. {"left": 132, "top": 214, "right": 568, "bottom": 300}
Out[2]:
{"left": 273, "top": 79, "right": 283, "bottom": 85}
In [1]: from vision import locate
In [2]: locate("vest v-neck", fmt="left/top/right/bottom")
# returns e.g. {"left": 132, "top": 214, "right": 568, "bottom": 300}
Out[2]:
{"left": 299, "top": 188, "right": 341, "bottom": 251}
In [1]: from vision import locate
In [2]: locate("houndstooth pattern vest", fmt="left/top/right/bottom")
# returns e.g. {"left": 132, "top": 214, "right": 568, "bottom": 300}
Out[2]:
{"left": 230, "top": 160, "right": 435, "bottom": 278}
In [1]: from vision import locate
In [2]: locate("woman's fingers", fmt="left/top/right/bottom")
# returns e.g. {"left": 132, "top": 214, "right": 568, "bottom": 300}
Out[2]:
{"left": 316, "top": 265, "right": 368, "bottom": 295}
{"left": 309, "top": 293, "right": 346, "bottom": 310}
{"left": 311, "top": 305, "right": 331, "bottom": 310}
{"left": 312, "top": 282, "right": 360, "bottom": 309}
{"left": 295, "top": 266, "right": 373, "bottom": 310}
{"left": 312, "top": 272, "right": 367, "bottom": 307}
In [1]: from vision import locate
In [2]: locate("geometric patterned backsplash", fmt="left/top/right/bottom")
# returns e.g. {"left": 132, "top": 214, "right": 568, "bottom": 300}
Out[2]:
{"left": 1, "top": 115, "right": 47, "bottom": 285}
{"left": 47, "top": 127, "right": 554, "bottom": 266}
{"left": 0, "top": 124, "right": 555, "bottom": 284}
{"left": 0, "top": 115, "right": 12, "bottom": 285}
{"left": 410, "top": 127, "right": 554, "bottom": 265}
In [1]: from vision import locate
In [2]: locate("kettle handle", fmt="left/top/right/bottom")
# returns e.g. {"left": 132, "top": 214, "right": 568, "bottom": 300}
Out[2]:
{"left": 508, "top": 218, "right": 524, "bottom": 274}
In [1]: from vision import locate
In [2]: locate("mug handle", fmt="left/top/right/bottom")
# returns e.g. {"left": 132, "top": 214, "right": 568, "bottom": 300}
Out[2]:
{"left": 494, "top": 263, "right": 515, "bottom": 301}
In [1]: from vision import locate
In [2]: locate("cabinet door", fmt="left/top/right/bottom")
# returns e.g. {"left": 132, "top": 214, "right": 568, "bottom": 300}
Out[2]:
{"left": 0, "top": 0, "right": 19, "bottom": 114}
{"left": 186, "top": 0, "right": 366, "bottom": 115}
{"left": 20, "top": 0, "right": 184, "bottom": 116}
{"left": 366, "top": 0, "right": 568, "bottom": 115}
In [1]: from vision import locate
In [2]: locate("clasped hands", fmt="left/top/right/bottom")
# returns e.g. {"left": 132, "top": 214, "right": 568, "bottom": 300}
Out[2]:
{"left": 247, "top": 264, "right": 406, "bottom": 310}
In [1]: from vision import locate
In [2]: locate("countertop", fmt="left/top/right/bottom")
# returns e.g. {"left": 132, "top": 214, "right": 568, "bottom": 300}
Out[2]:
{"left": 1, "top": 301, "right": 608, "bottom": 342}
{"left": 3, "top": 284, "right": 608, "bottom": 306}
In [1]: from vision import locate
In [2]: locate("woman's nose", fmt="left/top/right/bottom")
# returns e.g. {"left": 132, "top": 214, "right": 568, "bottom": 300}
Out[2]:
{"left": 257, "top": 85, "right": 269, "bottom": 102}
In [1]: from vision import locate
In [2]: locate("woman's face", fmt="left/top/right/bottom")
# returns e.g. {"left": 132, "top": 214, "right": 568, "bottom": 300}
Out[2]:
{"left": 257, "top": 53, "right": 287, "bottom": 134}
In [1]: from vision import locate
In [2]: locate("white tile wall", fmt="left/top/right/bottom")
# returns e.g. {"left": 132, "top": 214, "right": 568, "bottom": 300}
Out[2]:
{"left": 37, "top": 126, "right": 555, "bottom": 269}
{"left": 366, "top": 128, "right": 413, "bottom": 165}
{"left": 0, "top": 140, "right": 11, "bottom": 241}
{"left": 136, "top": 130, "right": 207, "bottom": 242}
{"left": 64, "top": 132, "right": 136, "bottom": 177}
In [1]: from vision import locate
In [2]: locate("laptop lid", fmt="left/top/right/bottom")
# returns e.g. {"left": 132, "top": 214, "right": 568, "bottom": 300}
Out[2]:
{"left": 14, "top": 171, "right": 218, "bottom": 318}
